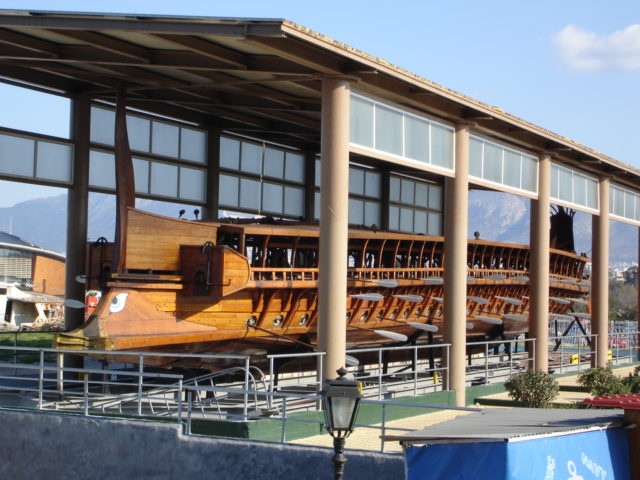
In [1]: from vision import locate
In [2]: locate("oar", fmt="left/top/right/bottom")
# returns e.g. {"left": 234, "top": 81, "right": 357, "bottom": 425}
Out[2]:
{"left": 349, "top": 324, "right": 408, "bottom": 342}
{"left": 495, "top": 296, "right": 522, "bottom": 305}
{"left": 502, "top": 314, "right": 528, "bottom": 322}
{"left": 349, "top": 293, "right": 384, "bottom": 302}
{"left": 392, "top": 294, "right": 424, "bottom": 303}
{"left": 422, "top": 277, "right": 444, "bottom": 285}
{"left": 472, "top": 315, "right": 503, "bottom": 325}
{"left": 358, "top": 279, "right": 399, "bottom": 288}
{"left": 384, "top": 317, "right": 439, "bottom": 333}
{"left": 248, "top": 324, "right": 314, "bottom": 348}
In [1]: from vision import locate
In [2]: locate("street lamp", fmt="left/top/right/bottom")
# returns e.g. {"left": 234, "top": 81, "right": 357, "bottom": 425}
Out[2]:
{"left": 321, "top": 367, "right": 363, "bottom": 480}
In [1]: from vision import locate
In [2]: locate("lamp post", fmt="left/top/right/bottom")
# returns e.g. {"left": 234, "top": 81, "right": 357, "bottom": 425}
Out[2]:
{"left": 321, "top": 367, "right": 362, "bottom": 480}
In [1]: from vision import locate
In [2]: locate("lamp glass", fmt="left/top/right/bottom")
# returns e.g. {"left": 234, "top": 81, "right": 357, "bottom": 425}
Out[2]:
{"left": 329, "top": 396, "right": 357, "bottom": 431}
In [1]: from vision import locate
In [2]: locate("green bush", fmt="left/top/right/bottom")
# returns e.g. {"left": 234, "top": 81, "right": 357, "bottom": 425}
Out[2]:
{"left": 579, "top": 365, "right": 640, "bottom": 397}
{"left": 505, "top": 370, "right": 559, "bottom": 408}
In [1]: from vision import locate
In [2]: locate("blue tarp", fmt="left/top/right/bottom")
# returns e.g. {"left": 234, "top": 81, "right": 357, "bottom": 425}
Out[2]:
{"left": 406, "top": 428, "right": 629, "bottom": 480}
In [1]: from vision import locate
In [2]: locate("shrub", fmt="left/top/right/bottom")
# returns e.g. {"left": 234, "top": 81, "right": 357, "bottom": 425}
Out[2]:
{"left": 505, "top": 370, "right": 559, "bottom": 408}
{"left": 577, "top": 364, "right": 630, "bottom": 397}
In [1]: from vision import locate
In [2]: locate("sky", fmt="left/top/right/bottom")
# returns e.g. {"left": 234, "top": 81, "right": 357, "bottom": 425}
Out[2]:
{"left": 1, "top": 0, "right": 640, "bottom": 207}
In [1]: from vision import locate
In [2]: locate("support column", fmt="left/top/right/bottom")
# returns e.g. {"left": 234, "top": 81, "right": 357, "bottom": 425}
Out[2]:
{"left": 443, "top": 123, "right": 470, "bottom": 406}
{"left": 64, "top": 94, "right": 90, "bottom": 331}
{"left": 530, "top": 153, "right": 551, "bottom": 372}
{"left": 592, "top": 176, "right": 610, "bottom": 367}
{"left": 317, "top": 77, "right": 350, "bottom": 381}
{"left": 205, "top": 128, "right": 221, "bottom": 221}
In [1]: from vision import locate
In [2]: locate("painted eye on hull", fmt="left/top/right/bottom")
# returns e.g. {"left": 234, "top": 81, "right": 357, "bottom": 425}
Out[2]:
{"left": 110, "top": 293, "right": 129, "bottom": 313}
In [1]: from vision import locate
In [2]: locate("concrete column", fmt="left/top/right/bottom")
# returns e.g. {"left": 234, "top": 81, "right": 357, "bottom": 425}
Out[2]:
{"left": 443, "top": 123, "right": 470, "bottom": 406}
{"left": 64, "top": 94, "right": 90, "bottom": 331}
{"left": 205, "top": 128, "right": 221, "bottom": 221}
{"left": 317, "top": 77, "right": 350, "bottom": 381}
{"left": 592, "top": 176, "right": 610, "bottom": 367}
{"left": 529, "top": 153, "right": 551, "bottom": 372}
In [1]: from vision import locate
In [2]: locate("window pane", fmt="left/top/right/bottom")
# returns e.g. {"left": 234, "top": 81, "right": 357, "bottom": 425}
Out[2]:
{"left": 349, "top": 198, "right": 364, "bottom": 225}
{"left": 469, "top": 137, "right": 483, "bottom": 178}
{"left": 636, "top": 196, "right": 640, "bottom": 221}
{"left": 0, "top": 134, "right": 35, "bottom": 177}
{"left": 220, "top": 137, "right": 240, "bottom": 170}
{"left": 521, "top": 155, "right": 538, "bottom": 193}
{"left": 400, "top": 207, "right": 413, "bottom": 232}
{"left": 613, "top": 188, "right": 625, "bottom": 216}
{"left": 314, "top": 191, "right": 320, "bottom": 220}
{"left": 428, "top": 184, "right": 442, "bottom": 211}
{"left": 364, "top": 201, "right": 380, "bottom": 228}
{"left": 284, "top": 187, "right": 304, "bottom": 216}
{"left": 90, "top": 107, "right": 114, "bottom": 145}
{"left": 400, "top": 179, "right": 414, "bottom": 204}
{"left": 551, "top": 165, "right": 559, "bottom": 199}
{"left": 374, "top": 105, "right": 403, "bottom": 155}
{"left": 573, "top": 175, "right": 587, "bottom": 207}
{"left": 151, "top": 122, "right": 179, "bottom": 158}
{"left": 285, "top": 152, "right": 305, "bottom": 183}
{"left": 503, "top": 151, "right": 521, "bottom": 189}
{"left": 179, "top": 167, "right": 205, "bottom": 202}
{"left": 36, "top": 141, "right": 72, "bottom": 182}
{"left": 240, "top": 142, "right": 262, "bottom": 174}
{"left": 404, "top": 115, "right": 428, "bottom": 162}
{"left": 624, "top": 191, "right": 635, "bottom": 219}
{"left": 364, "top": 171, "right": 381, "bottom": 198}
{"left": 431, "top": 124, "right": 453, "bottom": 168}
{"left": 150, "top": 162, "right": 178, "bottom": 197}
{"left": 558, "top": 168, "right": 572, "bottom": 202}
{"left": 127, "top": 115, "right": 150, "bottom": 153}
{"left": 389, "top": 176, "right": 401, "bottom": 203}
{"left": 89, "top": 150, "right": 115, "bottom": 189}
{"left": 133, "top": 158, "right": 149, "bottom": 194}
{"left": 180, "top": 128, "right": 206, "bottom": 164}
{"left": 389, "top": 206, "right": 400, "bottom": 231}
{"left": 483, "top": 143, "right": 502, "bottom": 183}
{"left": 219, "top": 174, "right": 239, "bottom": 207}
{"left": 350, "top": 95, "right": 374, "bottom": 147}
{"left": 428, "top": 212, "right": 442, "bottom": 235}
{"left": 264, "top": 148, "right": 285, "bottom": 179}
{"left": 239, "top": 178, "right": 261, "bottom": 210}
{"left": 586, "top": 178, "right": 598, "bottom": 209}
{"left": 315, "top": 159, "right": 322, "bottom": 187}
{"left": 414, "top": 210, "right": 427, "bottom": 234}
{"left": 349, "top": 168, "right": 365, "bottom": 195}
{"left": 262, "top": 182, "right": 283, "bottom": 213}
{"left": 415, "top": 182, "right": 428, "bottom": 206}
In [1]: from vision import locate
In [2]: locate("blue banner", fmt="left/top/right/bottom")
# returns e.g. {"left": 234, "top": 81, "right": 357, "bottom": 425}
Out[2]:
{"left": 407, "top": 428, "right": 629, "bottom": 480}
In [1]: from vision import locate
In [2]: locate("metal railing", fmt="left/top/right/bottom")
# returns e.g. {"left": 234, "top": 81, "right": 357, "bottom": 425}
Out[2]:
{"left": 466, "top": 337, "right": 535, "bottom": 385}
{"left": 609, "top": 330, "right": 640, "bottom": 365}
{"left": 548, "top": 333, "right": 597, "bottom": 373}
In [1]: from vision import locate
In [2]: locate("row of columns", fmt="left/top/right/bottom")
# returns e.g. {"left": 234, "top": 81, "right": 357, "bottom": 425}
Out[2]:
{"left": 316, "top": 78, "right": 612, "bottom": 405}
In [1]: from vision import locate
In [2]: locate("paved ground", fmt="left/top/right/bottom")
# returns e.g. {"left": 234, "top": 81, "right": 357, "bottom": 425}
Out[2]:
{"left": 291, "top": 365, "right": 638, "bottom": 453}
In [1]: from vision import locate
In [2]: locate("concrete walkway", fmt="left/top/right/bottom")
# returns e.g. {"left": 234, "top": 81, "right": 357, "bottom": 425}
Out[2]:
{"left": 291, "top": 365, "right": 638, "bottom": 453}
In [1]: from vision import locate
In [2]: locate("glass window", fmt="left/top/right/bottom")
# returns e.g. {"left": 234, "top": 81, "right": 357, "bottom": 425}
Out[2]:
{"left": 180, "top": 128, "right": 206, "bottom": 164}
{"left": 240, "top": 142, "right": 262, "bottom": 174}
{"left": 349, "top": 198, "right": 364, "bottom": 225}
{"left": 364, "top": 201, "right": 380, "bottom": 227}
{"left": 314, "top": 191, "right": 321, "bottom": 220}
{"left": 284, "top": 152, "right": 305, "bottom": 183}
{"left": 400, "top": 179, "right": 414, "bottom": 204}
{"left": 364, "top": 171, "right": 380, "bottom": 198}
{"left": 400, "top": 207, "right": 413, "bottom": 232}
{"left": 636, "top": 196, "right": 640, "bottom": 221}
{"left": 262, "top": 182, "right": 283, "bottom": 213}
{"left": 314, "top": 159, "right": 322, "bottom": 187}
{"left": 483, "top": 143, "right": 502, "bottom": 183}
{"left": 179, "top": 167, "right": 205, "bottom": 202}
{"left": 349, "top": 168, "right": 365, "bottom": 195}
{"left": 90, "top": 107, "right": 115, "bottom": 145}
{"left": 624, "top": 190, "right": 635, "bottom": 219}
{"left": 151, "top": 122, "right": 179, "bottom": 158}
{"left": 428, "top": 185, "right": 442, "bottom": 210}
{"left": 389, "top": 176, "right": 401, "bottom": 203}
{"left": 586, "top": 178, "right": 598, "bottom": 209}
{"left": 404, "top": 115, "right": 429, "bottom": 162}
{"left": 430, "top": 124, "right": 453, "bottom": 169}
{"left": 389, "top": 206, "right": 400, "bottom": 231}
{"left": 521, "top": 155, "right": 538, "bottom": 192}
{"left": 428, "top": 212, "right": 442, "bottom": 235}
{"left": 415, "top": 183, "right": 428, "bottom": 207}
{"left": 150, "top": 162, "right": 178, "bottom": 197}
{"left": 469, "top": 137, "right": 483, "bottom": 178}
{"left": 36, "top": 141, "right": 72, "bottom": 182}
{"left": 219, "top": 174, "right": 239, "bottom": 207}
{"left": 239, "top": 178, "right": 261, "bottom": 210}
{"left": 551, "top": 165, "right": 559, "bottom": 199}
{"left": 126, "top": 115, "right": 150, "bottom": 153}
{"left": 284, "top": 187, "right": 304, "bottom": 216}
{"left": 350, "top": 95, "right": 374, "bottom": 147}
{"left": 264, "top": 148, "right": 285, "bottom": 179}
{"left": 133, "top": 158, "right": 149, "bottom": 194}
{"left": 374, "top": 105, "right": 403, "bottom": 155}
{"left": 89, "top": 150, "right": 115, "bottom": 189}
{"left": 558, "top": 168, "right": 572, "bottom": 202}
{"left": 573, "top": 175, "right": 587, "bottom": 207}
{"left": 503, "top": 150, "right": 521, "bottom": 189}
{"left": 613, "top": 188, "right": 625, "bottom": 216}
{"left": 414, "top": 210, "right": 427, "bottom": 234}
{"left": 0, "top": 134, "right": 35, "bottom": 177}
{"left": 220, "top": 137, "right": 240, "bottom": 170}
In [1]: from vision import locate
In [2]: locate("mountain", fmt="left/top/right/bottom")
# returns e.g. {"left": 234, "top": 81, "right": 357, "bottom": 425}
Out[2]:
{"left": 0, "top": 190, "right": 637, "bottom": 265}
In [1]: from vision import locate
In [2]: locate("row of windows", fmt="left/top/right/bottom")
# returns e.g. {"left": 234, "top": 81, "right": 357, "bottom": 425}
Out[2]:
{"left": 350, "top": 94, "right": 454, "bottom": 170}
{"left": 0, "top": 132, "right": 72, "bottom": 184}
{"left": 610, "top": 184, "right": 640, "bottom": 223}
{"left": 90, "top": 106, "right": 207, "bottom": 164}
{"left": 390, "top": 176, "right": 443, "bottom": 235}
{"left": 470, "top": 136, "right": 538, "bottom": 194}
{"left": 551, "top": 164, "right": 599, "bottom": 211}
{"left": 219, "top": 174, "right": 304, "bottom": 217}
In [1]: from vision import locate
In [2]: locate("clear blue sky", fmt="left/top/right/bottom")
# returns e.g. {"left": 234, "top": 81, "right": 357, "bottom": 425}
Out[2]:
{"left": 1, "top": 0, "right": 640, "bottom": 206}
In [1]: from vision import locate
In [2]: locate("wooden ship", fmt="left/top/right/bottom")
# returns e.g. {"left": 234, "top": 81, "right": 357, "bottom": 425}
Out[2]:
{"left": 54, "top": 92, "right": 590, "bottom": 368}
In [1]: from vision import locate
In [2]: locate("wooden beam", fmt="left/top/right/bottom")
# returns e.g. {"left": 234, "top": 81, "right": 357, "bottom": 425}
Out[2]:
{"left": 152, "top": 33, "right": 247, "bottom": 67}
{"left": 45, "top": 29, "right": 151, "bottom": 63}
{"left": 244, "top": 37, "right": 345, "bottom": 74}
{"left": 0, "top": 28, "right": 60, "bottom": 56}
